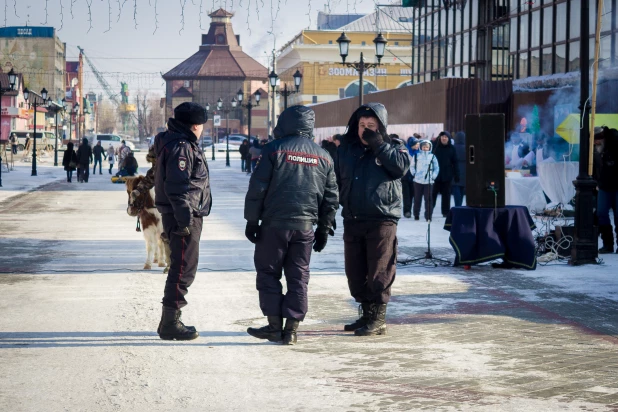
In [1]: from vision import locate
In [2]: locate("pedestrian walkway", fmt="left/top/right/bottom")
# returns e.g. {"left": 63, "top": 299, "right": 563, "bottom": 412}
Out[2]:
{"left": 0, "top": 154, "right": 617, "bottom": 411}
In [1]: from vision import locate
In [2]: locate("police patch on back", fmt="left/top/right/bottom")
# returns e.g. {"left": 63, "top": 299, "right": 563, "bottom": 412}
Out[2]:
{"left": 286, "top": 152, "right": 319, "bottom": 166}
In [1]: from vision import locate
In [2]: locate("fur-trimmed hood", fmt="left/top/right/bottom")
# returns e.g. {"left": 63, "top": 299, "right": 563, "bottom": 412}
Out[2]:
{"left": 343, "top": 103, "right": 389, "bottom": 144}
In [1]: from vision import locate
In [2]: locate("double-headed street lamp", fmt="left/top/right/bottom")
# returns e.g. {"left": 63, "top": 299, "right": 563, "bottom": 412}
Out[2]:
{"left": 46, "top": 98, "right": 66, "bottom": 167}
{"left": 336, "top": 31, "right": 388, "bottom": 106}
{"left": 0, "top": 68, "right": 19, "bottom": 187}
{"left": 217, "top": 97, "right": 238, "bottom": 167}
{"left": 268, "top": 69, "right": 302, "bottom": 110}
{"left": 23, "top": 87, "right": 49, "bottom": 177}
{"left": 237, "top": 89, "right": 261, "bottom": 143}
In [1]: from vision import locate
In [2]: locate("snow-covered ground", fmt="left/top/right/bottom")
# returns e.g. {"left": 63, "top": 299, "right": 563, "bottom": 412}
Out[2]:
{"left": 1, "top": 151, "right": 617, "bottom": 411}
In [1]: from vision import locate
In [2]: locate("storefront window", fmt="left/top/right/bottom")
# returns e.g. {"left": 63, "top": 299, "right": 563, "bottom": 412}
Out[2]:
{"left": 531, "top": 10, "right": 540, "bottom": 48}
{"left": 472, "top": 0, "right": 478, "bottom": 28}
{"left": 471, "top": 31, "right": 477, "bottom": 62}
{"left": 530, "top": 49, "right": 540, "bottom": 76}
{"left": 520, "top": 12, "right": 529, "bottom": 51}
{"left": 542, "top": 47, "right": 553, "bottom": 75}
{"left": 519, "top": 52, "right": 528, "bottom": 78}
{"left": 463, "top": 32, "right": 470, "bottom": 63}
{"left": 344, "top": 81, "right": 378, "bottom": 98}
{"left": 601, "top": 35, "right": 611, "bottom": 68}
{"left": 569, "top": 41, "right": 580, "bottom": 72}
{"left": 556, "top": 44, "right": 566, "bottom": 73}
{"left": 557, "top": 2, "right": 568, "bottom": 41}
{"left": 569, "top": 0, "right": 580, "bottom": 39}
{"left": 510, "top": 17, "right": 518, "bottom": 52}
{"left": 543, "top": 6, "right": 553, "bottom": 45}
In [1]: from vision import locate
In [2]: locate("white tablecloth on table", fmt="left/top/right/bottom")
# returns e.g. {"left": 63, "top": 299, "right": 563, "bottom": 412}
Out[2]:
{"left": 505, "top": 176, "right": 547, "bottom": 213}
{"left": 537, "top": 161, "right": 579, "bottom": 205}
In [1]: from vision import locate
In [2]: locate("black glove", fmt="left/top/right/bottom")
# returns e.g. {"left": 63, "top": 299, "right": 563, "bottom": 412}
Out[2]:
{"left": 332, "top": 219, "right": 337, "bottom": 231}
{"left": 313, "top": 226, "right": 331, "bottom": 252}
{"left": 172, "top": 226, "right": 191, "bottom": 237}
{"left": 362, "top": 129, "right": 384, "bottom": 150}
{"left": 245, "top": 222, "right": 261, "bottom": 244}
{"left": 454, "top": 176, "right": 460, "bottom": 183}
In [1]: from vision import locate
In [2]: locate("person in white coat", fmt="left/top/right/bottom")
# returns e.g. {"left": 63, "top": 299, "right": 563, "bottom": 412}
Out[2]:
{"left": 411, "top": 140, "right": 440, "bottom": 221}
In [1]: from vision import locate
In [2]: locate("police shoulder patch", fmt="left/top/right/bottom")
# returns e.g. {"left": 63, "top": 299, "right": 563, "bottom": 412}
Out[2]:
{"left": 178, "top": 156, "right": 188, "bottom": 171}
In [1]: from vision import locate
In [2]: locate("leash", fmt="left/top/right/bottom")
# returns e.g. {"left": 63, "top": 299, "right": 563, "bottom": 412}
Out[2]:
{"left": 136, "top": 215, "right": 142, "bottom": 232}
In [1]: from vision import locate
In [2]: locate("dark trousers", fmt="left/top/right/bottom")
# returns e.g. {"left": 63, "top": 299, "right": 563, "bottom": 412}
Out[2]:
{"left": 246, "top": 155, "right": 252, "bottom": 172}
{"left": 343, "top": 221, "right": 397, "bottom": 304}
{"left": 78, "top": 166, "right": 89, "bottom": 182}
{"left": 66, "top": 170, "right": 73, "bottom": 181}
{"left": 452, "top": 185, "right": 465, "bottom": 207}
{"left": 413, "top": 182, "right": 432, "bottom": 220}
{"left": 254, "top": 227, "right": 314, "bottom": 321}
{"left": 251, "top": 158, "right": 258, "bottom": 172}
{"left": 402, "top": 177, "right": 414, "bottom": 215}
{"left": 93, "top": 158, "right": 102, "bottom": 174}
{"left": 241, "top": 158, "right": 246, "bottom": 171}
{"left": 11, "top": 145, "right": 17, "bottom": 154}
{"left": 432, "top": 180, "right": 452, "bottom": 216}
{"left": 109, "top": 164, "right": 113, "bottom": 173}
{"left": 161, "top": 214, "right": 203, "bottom": 309}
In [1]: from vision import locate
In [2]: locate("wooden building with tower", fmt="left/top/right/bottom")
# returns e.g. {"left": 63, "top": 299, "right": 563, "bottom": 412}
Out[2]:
{"left": 162, "top": 8, "right": 269, "bottom": 141}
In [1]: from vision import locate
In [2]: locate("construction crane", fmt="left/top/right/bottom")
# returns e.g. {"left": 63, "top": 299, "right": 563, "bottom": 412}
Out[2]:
{"left": 78, "top": 46, "right": 137, "bottom": 133}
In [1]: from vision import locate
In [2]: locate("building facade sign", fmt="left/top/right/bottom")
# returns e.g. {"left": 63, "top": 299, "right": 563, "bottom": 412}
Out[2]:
{"left": 328, "top": 67, "right": 388, "bottom": 77}
{"left": 0, "top": 27, "right": 55, "bottom": 38}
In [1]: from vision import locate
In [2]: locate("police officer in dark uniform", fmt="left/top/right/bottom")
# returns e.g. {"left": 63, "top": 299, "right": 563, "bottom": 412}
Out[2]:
{"left": 154, "top": 102, "right": 211, "bottom": 341}
{"left": 244, "top": 106, "right": 339, "bottom": 345}
{"left": 336, "top": 103, "right": 410, "bottom": 337}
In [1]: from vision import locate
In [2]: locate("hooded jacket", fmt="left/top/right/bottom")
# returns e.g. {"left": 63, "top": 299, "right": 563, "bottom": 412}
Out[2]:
{"left": 154, "top": 118, "right": 212, "bottom": 228}
{"left": 244, "top": 105, "right": 338, "bottom": 230}
{"left": 594, "top": 128, "right": 618, "bottom": 192}
{"left": 336, "top": 103, "right": 410, "bottom": 223}
{"left": 62, "top": 142, "right": 77, "bottom": 171}
{"left": 432, "top": 131, "right": 460, "bottom": 183}
{"left": 76, "top": 137, "right": 93, "bottom": 167}
{"left": 411, "top": 141, "right": 440, "bottom": 185}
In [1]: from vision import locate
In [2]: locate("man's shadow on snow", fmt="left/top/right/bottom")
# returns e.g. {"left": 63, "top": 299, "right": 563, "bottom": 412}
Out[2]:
{"left": 0, "top": 331, "right": 269, "bottom": 348}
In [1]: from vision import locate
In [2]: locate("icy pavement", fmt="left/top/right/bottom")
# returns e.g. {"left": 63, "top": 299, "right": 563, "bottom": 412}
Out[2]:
{"left": 1, "top": 152, "right": 618, "bottom": 411}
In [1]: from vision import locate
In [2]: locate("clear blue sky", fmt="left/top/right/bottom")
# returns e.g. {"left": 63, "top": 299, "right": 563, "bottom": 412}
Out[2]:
{"left": 4, "top": 0, "right": 380, "bottom": 97}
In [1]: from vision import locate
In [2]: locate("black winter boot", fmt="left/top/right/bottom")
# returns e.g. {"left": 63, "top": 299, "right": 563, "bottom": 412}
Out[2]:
{"left": 158, "top": 306, "right": 199, "bottom": 341}
{"left": 599, "top": 224, "right": 615, "bottom": 254}
{"left": 282, "top": 318, "right": 300, "bottom": 345}
{"left": 344, "top": 303, "right": 373, "bottom": 331}
{"left": 354, "top": 304, "right": 387, "bottom": 336}
{"left": 247, "top": 316, "right": 283, "bottom": 342}
{"left": 157, "top": 310, "right": 196, "bottom": 334}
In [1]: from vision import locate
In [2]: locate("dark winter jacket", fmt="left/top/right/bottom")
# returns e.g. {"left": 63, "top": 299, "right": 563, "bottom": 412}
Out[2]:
{"left": 249, "top": 139, "right": 262, "bottom": 160}
{"left": 62, "top": 142, "right": 77, "bottom": 171}
{"left": 453, "top": 131, "right": 466, "bottom": 187}
{"left": 322, "top": 140, "right": 338, "bottom": 161}
{"left": 239, "top": 142, "right": 250, "bottom": 157}
{"left": 244, "top": 106, "right": 338, "bottom": 231}
{"left": 123, "top": 153, "right": 139, "bottom": 176}
{"left": 594, "top": 128, "right": 618, "bottom": 192}
{"left": 432, "top": 131, "right": 460, "bottom": 183}
{"left": 154, "top": 118, "right": 212, "bottom": 228}
{"left": 336, "top": 103, "right": 410, "bottom": 223}
{"left": 93, "top": 144, "right": 105, "bottom": 160}
{"left": 76, "top": 138, "right": 93, "bottom": 167}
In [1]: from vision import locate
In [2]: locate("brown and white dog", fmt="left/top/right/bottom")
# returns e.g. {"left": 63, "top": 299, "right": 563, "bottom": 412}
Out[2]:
{"left": 125, "top": 176, "right": 170, "bottom": 272}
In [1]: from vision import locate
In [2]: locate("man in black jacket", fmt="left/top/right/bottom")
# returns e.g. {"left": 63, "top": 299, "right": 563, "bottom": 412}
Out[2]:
{"left": 154, "top": 102, "right": 211, "bottom": 341}
{"left": 92, "top": 141, "right": 105, "bottom": 175}
{"left": 594, "top": 127, "right": 618, "bottom": 253}
{"left": 76, "top": 137, "right": 93, "bottom": 183}
{"left": 244, "top": 106, "right": 338, "bottom": 345}
{"left": 336, "top": 103, "right": 410, "bottom": 336}
{"left": 432, "top": 131, "right": 460, "bottom": 217}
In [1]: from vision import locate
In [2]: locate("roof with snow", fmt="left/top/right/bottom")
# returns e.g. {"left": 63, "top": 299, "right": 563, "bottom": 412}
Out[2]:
{"left": 339, "top": 7, "right": 414, "bottom": 33}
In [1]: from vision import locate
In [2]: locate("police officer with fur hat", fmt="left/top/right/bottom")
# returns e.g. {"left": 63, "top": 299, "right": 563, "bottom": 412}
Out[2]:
{"left": 154, "top": 102, "right": 212, "bottom": 341}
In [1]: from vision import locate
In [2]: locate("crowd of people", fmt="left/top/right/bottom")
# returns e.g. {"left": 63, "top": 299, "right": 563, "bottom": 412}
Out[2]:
{"left": 61, "top": 138, "right": 138, "bottom": 183}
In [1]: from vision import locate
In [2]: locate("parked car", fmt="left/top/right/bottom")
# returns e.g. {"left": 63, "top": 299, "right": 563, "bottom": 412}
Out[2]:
{"left": 198, "top": 135, "right": 213, "bottom": 147}
{"left": 215, "top": 134, "right": 255, "bottom": 151}
{"left": 94, "top": 134, "right": 135, "bottom": 151}
{"left": 10, "top": 130, "right": 56, "bottom": 151}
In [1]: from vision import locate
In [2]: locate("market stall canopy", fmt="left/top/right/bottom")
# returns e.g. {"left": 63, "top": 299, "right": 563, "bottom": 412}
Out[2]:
{"left": 556, "top": 113, "right": 618, "bottom": 143}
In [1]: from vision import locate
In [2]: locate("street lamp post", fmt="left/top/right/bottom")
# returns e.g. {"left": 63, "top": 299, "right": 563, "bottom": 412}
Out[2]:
{"left": 68, "top": 102, "right": 79, "bottom": 142}
{"left": 24, "top": 87, "right": 48, "bottom": 177}
{"left": 336, "top": 31, "right": 388, "bottom": 106}
{"left": 217, "top": 97, "right": 237, "bottom": 167}
{"left": 268, "top": 69, "right": 302, "bottom": 110}
{"left": 47, "top": 98, "right": 66, "bottom": 167}
{"left": 237, "top": 88, "right": 261, "bottom": 143}
{"left": 571, "top": 0, "right": 598, "bottom": 265}
{"left": 0, "top": 68, "right": 19, "bottom": 187}
{"left": 205, "top": 102, "right": 215, "bottom": 161}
